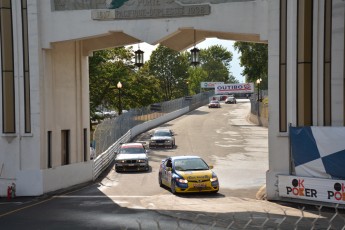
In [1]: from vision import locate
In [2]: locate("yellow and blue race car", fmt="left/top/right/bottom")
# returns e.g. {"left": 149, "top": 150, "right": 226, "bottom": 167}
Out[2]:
{"left": 158, "top": 156, "right": 219, "bottom": 194}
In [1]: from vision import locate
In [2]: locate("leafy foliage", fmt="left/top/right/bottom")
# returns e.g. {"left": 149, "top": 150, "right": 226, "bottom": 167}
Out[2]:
{"left": 122, "top": 64, "right": 161, "bottom": 108}
{"left": 233, "top": 42, "right": 268, "bottom": 89}
{"left": 187, "top": 67, "right": 208, "bottom": 95}
{"left": 89, "top": 47, "right": 160, "bottom": 119}
{"left": 199, "top": 45, "right": 233, "bottom": 83}
{"left": 89, "top": 43, "right": 240, "bottom": 122}
{"left": 148, "top": 45, "right": 189, "bottom": 100}
{"left": 228, "top": 72, "right": 239, "bottom": 84}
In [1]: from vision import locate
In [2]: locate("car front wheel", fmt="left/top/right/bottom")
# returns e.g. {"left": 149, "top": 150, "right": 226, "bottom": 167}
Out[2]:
{"left": 158, "top": 174, "right": 163, "bottom": 187}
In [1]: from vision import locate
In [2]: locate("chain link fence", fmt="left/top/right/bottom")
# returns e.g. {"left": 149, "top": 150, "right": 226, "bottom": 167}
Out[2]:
{"left": 93, "top": 92, "right": 214, "bottom": 156}
{"left": 112, "top": 204, "right": 345, "bottom": 229}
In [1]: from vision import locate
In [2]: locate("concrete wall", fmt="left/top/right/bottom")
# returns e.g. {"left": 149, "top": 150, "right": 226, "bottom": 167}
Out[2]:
{"left": 266, "top": 0, "right": 290, "bottom": 200}
{"left": 42, "top": 41, "right": 90, "bottom": 167}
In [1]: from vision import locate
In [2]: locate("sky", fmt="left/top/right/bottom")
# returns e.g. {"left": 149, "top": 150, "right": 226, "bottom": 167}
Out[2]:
{"left": 138, "top": 38, "right": 245, "bottom": 83}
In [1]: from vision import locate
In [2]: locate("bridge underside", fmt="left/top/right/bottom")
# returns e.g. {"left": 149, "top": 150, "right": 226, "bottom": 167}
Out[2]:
{"left": 82, "top": 28, "right": 264, "bottom": 55}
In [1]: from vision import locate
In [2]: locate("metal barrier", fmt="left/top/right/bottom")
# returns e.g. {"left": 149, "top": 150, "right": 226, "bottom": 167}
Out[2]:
{"left": 93, "top": 131, "right": 131, "bottom": 179}
{"left": 250, "top": 97, "right": 269, "bottom": 127}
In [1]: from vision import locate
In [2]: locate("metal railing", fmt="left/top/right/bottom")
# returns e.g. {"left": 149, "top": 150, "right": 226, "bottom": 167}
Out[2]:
{"left": 93, "top": 92, "right": 213, "bottom": 155}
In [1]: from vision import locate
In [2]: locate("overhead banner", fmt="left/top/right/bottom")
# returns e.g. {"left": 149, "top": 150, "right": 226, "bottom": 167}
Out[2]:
{"left": 214, "top": 83, "right": 254, "bottom": 94}
{"left": 290, "top": 126, "right": 345, "bottom": 179}
{"left": 90, "top": 0, "right": 210, "bottom": 20}
{"left": 278, "top": 175, "right": 345, "bottom": 204}
{"left": 200, "top": 82, "right": 224, "bottom": 89}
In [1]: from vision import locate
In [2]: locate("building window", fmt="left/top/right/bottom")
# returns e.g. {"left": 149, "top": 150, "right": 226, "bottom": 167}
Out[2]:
{"left": 324, "top": 0, "right": 332, "bottom": 126}
{"left": 279, "top": 0, "right": 287, "bottom": 132}
{"left": 61, "top": 130, "right": 70, "bottom": 165}
{"left": 22, "top": 0, "right": 31, "bottom": 132}
{"left": 83, "top": 128, "right": 87, "bottom": 162}
{"left": 1, "top": 0, "right": 15, "bottom": 133}
{"left": 48, "top": 131, "right": 52, "bottom": 168}
{"left": 297, "top": 0, "right": 313, "bottom": 126}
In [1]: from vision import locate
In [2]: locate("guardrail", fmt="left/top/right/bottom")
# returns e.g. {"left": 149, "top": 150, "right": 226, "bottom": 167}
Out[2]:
{"left": 93, "top": 131, "right": 131, "bottom": 179}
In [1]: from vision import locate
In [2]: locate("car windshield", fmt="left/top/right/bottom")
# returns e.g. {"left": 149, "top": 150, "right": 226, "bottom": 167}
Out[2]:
{"left": 154, "top": 131, "right": 171, "bottom": 137}
{"left": 120, "top": 147, "right": 145, "bottom": 154}
{"left": 173, "top": 158, "right": 209, "bottom": 171}
{"left": 210, "top": 100, "right": 218, "bottom": 103}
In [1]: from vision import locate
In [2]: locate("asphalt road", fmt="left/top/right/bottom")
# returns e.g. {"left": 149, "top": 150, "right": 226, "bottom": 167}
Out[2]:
{"left": 136, "top": 98, "right": 268, "bottom": 198}
{"left": 0, "top": 99, "right": 272, "bottom": 230}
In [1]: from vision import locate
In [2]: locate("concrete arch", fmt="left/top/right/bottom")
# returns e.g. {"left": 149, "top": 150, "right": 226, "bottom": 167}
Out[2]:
{"left": 1, "top": 0, "right": 275, "bottom": 198}
{"left": 7, "top": 0, "right": 344, "bottom": 207}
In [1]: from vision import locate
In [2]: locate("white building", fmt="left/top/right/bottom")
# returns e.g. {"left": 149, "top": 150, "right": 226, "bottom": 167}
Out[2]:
{"left": 0, "top": 0, "right": 344, "bottom": 204}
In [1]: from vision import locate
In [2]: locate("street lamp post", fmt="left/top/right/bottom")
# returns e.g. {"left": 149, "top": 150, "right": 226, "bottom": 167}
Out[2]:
{"left": 190, "top": 47, "right": 200, "bottom": 66}
{"left": 190, "top": 30, "right": 200, "bottom": 66}
{"left": 134, "top": 49, "right": 144, "bottom": 68}
{"left": 117, "top": 81, "right": 122, "bottom": 115}
{"left": 186, "top": 81, "right": 189, "bottom": 96}
{"left": 256, "top": 78, "right": 262, "bottom": 102}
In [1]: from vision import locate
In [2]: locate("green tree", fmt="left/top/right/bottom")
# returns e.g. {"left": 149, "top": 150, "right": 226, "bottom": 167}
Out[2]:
{"left": 122, "top": 64, "right": 161, "bottom": 108}
{"left": 199, "top": 45, "right": 233, "bottom": 83}
{"left": 89, "top": 47, "right": 163, "bottom": 121}
{"left": 228, "top": 72, "right": 239, "bottom": 84}
{"left": 89, "top": 47, "right": 137, "bottom": 115}
{"left": 148, "top": 45, "right": 189, "bottom": 100}
{"left": 187, "top": 66, "right": 208, "bottom": 95}
{"left": 233, "top": 42, "right": 268, "bottom": 89}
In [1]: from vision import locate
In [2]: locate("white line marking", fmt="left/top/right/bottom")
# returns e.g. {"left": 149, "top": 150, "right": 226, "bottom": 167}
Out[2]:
{"left": 54, "top": 195, "right": 151, "bottom": 198}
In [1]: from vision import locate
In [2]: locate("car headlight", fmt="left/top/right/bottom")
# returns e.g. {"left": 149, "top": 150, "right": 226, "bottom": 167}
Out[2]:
{"left": 165, "top": 140, "right": 172, "bottom": 143}
{"left": 150, "top": 140, "right": 156, "bottom": 143}
{"left": 210, "top": 177, "right": 218, "bottom": 182}
{"left": 116, "top": 160, "right": 125, "bottom": 163}
{"left": 210, "top": 172, "right": 218, "bottom": 182}
{"left": 176, "top": 178, "right": 188, "bottom": 184}
{"left": 137, "top": 159, "right": 146, "bottom": 163}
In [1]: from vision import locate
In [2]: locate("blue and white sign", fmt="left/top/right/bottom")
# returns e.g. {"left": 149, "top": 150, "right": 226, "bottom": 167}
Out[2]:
{"left": 281, "top": 126, "right": 345, "bottom": 204}
{"left": 201, "top": 82, "right": 224, "bottom": 89}
{"left": 290, "top": 126, "right": 345, "bottom": 180}
{"left": 215, "top": 83, "right": 254, "bottom": 94}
